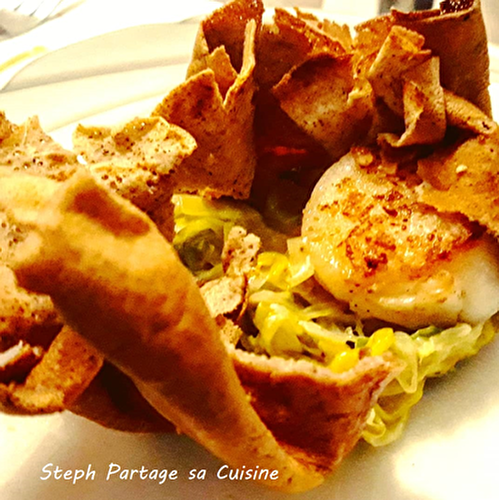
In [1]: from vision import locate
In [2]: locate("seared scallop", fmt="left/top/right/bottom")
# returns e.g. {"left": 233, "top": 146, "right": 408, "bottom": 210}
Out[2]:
{"left": 302, "top": 148, "right": 499, "bottom": 329}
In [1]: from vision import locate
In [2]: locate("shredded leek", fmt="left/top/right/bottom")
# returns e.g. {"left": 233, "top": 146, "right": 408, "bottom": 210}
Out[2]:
{"left": 172, "top": 194, "right": 286, "bottom": 282}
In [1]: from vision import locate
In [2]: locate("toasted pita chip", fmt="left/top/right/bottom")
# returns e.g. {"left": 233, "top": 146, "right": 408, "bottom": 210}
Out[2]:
{"left": 271, "top": 7, "right": 347, "bottom": 59}
{"left": 230, "top": 347, "right": 396, "bottom": 472}
{"left": 187, "top": 0, "right": 264, "bottom": 78}
{"left": 0, "top": 342, "right": 42, "bottom": 384}
{"left": 73, "top": 117, "right": 195, "bottom": 174}
{"left": 293, "top": 8, "right": 353, "bottom": 52}
{"left": 200, "top": 46, "right": 238, "bottom": 98}
{"left": 379, "top": 56, "right": 446, "bottom": 147}
{"left": 0, "top": 325, "right": 103, "bottom": 414}
{"left": 252, "top": 8, "right": 351, "bottom": 203}
{"left": 154, "top": 20, "right": 257, "bottom": 199}
{"left": 69, "top": 363, "right": 175, "bottom": 433}
{"left": 0, "top": 263, "right": 60, "bottom": 352}
{"left": 13, "top": 172, "right": 399, "bottom": 491}
{"left": 0, "top": 170, "right": 66, "bottom": 352}
{"left": 0, "top": 171, "right": 60, "bottom": 228}
{"left": 201, "top": 226, "right": 260, "bottom": 321}
{"left": 73, "top": 117, "right": 196, "bottom": 239}
{"left": 417, "top": 133, "right": 499, "bottom": 237}
{"left": 390, "top": 0, "right": 491, "bottom": 115}
{"left": 444, "top": 89, "right": 498, "bottom": 135}
{"left": 273, "top": 53, "right": 372, "bottom": 160}
{"left": 0, "top": 112, "right": 81, "bottom": 350}
{"left": 0, "top": 114, "right": 79, "bottom": 180}
{"left": 254, "top": 7, "right": 352, "bottom": 170}
{"left": 368, "top": 26, "right": 431, "bottom": 117}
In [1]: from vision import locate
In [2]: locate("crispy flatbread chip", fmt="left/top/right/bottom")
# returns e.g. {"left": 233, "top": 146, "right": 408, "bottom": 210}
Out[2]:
{"left": 378, "top": 56, "right": 446, "bottom": 147}
{"left": 354, "top": 0, "right": 491, "bottom": 143}
{"left": 69, "top": 363, "right": 175, "bottom": 433}
{"left": 0, "top": 264, "right": 60, "bottom": 352}
{"left": 390, "top": 0, "right": 491, "bottom": 115}
{"left": 13, "top": 172, "right": 399, "bottom": 492}
{"left": 256, "top": 7, "right": 351, "bottom": 91}
{"left": 273, "top": 53, "right": 372, "bottom": 160}
{"left": 73, "top": 117, "right": 194, "bottom": 172}
{"left": 0, "top": 114, "right": 79, "bottom": 180}
{"left": 0, "top": 112, "right": 78, "bottom": 353}
{"left": 253, "top": 8, "right": 352, "bottom": 194}
{"left": 73, "top": 116, "right": 196, "bottom": 240}
{"left": 444, "top": 89, "right": 497, "bottom": 135}
{"left": 0, "top": 326, "right": 103, "bottom": 414}
{"left": 201, "top": 226, "right": 260, "bottom": 321}
{"left": 187, "top": 0, "right": 264, "bottom": 78}
{"left": 367, "top": 26, "right": 431, "bottom": 117}
{"left": 0, "top": 342, "right": 42, "bottom": 384}
{"left": 230, "top": 348, "right": 396, "bottom": 472}
{"left": 154, "top": 6, "right": 259, "bottom": 199}
{"left": 417, "top": 133, "right": 499, "bottom": 237}
{"left": 0, "top": 174, "right": 62, "bottom": 352}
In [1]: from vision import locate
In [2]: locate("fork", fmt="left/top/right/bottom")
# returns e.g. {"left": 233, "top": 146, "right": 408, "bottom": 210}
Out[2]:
{"left": 0, "top": 0, "right": 64, "bottom": 37}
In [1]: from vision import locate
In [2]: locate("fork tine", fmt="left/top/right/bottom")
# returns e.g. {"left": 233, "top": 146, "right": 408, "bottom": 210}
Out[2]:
{"left": 14, "top": 0, "right": 45, "bottom": 16}
{"left": 11, "top": 0, "right": 62, "bottom": 19}
{"left": 32, "top": 0, "right": 63, "bottom": 20}
{"left": 1, "top": 1, "right": 25, "bottom": 11}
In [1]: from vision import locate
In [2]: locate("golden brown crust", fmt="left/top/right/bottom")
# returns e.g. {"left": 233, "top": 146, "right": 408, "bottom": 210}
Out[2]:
{"left": 231, "top": 348, "right": 399, "bottom": 472}
{"left": 190, "top": 0, "right": 264, "bottom": 75}
{"left": 444, "top": 89, "right": 497, "bottom": 135}
{"left": 273, "top": 53, "right": 372, "bottom": 160}
{"left": 390, "top": 0, "right": 491, "bottom": 115}
{"left": 155, "top": 13, "right": 258, "bottom": 199}
{"left": 69, "top": 363, "right": 175, "bottom": 433}
{"left": 0, "top": 114, "right": 79, "bottom": 181}
{"left": 417, "top": 133, "right": 499, "bottom": 237}
{"left": 0, "top": 113, "right": 77, "bottom": 353}
{"left": 0, "top": 325, "right": 103, "bottom": 414}
{"left": 73, "top": 116, "right": 196, "bottom": 240}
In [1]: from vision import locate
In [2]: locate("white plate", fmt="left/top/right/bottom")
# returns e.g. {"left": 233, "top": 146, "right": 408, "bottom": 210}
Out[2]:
{"left": 2, "top": 19, "right": 499, "bottom": 500}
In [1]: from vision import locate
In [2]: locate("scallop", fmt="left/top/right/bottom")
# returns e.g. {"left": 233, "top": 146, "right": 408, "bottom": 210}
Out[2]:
{"left": 302, "top": 149, "right": 499, "bottom": 329}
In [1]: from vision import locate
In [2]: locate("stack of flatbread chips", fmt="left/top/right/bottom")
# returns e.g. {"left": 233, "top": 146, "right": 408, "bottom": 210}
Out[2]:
{"left": 1, "top": 0, "right": 499, "bottom": 492}
{"left": 153, "top": 0, "right": 263, "bottom": 199}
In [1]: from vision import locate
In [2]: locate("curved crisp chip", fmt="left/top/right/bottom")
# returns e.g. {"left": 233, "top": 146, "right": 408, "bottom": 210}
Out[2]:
{"left": 188, "top": 0, "right": 264, "bottom": 77}
{"left": 388, "top": 0, "right": 491, "bottom": 115}
{"left": 73, "top": 116, "right": 196, "bottom": 240}
{"left": 417, "top": 132, "right": 499, "bottom": 237}
{"left": 378, "top": 56, "right": 446, "bottom": 147}
{"left": 0, "top": 325, "right": 103, "bottom": 414}
{"left": 273, "top": 53, "right": 372, "bottom": 160}
{"left": 231, "top": 348, "right": 397, "bottom": 472}
{"left": 154, "top": 4, "right": 259, "bottom": 200}
{"left": 69, "top": 363, "right": 175, "bottom": 433}
{"left": 0, "top": 113, "right": 79, "bottom": 180}
{"left": 0, "top": 113, "right": 77, "bottom": 353}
